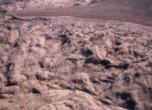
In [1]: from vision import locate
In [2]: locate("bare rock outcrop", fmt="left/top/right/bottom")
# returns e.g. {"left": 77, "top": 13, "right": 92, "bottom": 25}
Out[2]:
{"left": 0, "top": 0, "right": 152, "bottom": 110}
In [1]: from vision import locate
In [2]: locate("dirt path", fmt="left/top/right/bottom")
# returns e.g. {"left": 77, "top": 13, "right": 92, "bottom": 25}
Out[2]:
{"left": 12, "top": 0, "right": 152, "bottom": 26}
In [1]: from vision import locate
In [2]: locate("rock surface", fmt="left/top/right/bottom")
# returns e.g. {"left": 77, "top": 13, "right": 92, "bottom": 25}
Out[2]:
{"left": 1, "top": 0, "right": 102, "bottom": 12}
{"left": 0, "top": 0, "right": 152, "bottom": 110}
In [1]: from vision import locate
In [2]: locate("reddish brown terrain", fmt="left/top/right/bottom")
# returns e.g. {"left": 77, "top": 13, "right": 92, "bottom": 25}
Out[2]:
{"left": 0, "top": 0, "right": 152, "bottom": 110}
